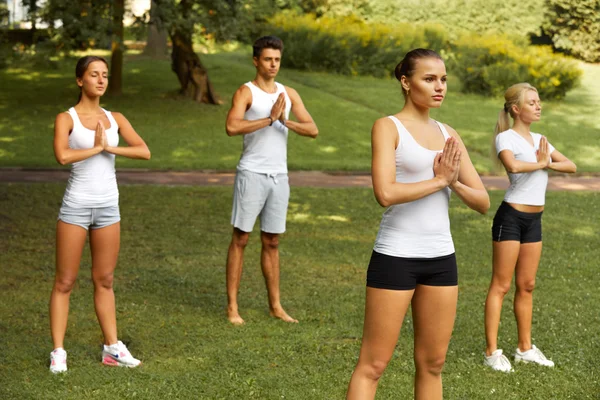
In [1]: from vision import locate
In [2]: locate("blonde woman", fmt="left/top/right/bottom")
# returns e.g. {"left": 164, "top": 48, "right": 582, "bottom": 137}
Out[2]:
{"left": 483, "top": 83, "right": 576, "bottom": 372}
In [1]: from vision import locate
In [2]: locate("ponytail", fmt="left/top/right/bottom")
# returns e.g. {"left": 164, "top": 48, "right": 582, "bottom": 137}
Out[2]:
{"left": 494, "top": 108, "right": 511, "bottom": 136}
{"left": 492, "top": 83, "right": 538, "bottom": 169}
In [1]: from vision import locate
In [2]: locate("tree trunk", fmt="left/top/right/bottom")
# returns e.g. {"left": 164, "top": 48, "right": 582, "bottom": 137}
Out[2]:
{"left": 170, "top": 30, "right": 221, "bottom": 104}
{"left": 108, "top": 0, "right": 124, "bottom": 96}
{"left": 143, "top": 0, "right": 168, "bottom": 58}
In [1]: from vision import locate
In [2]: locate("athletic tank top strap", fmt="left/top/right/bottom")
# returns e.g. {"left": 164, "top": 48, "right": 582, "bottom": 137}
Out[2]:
{"left": 102, "top": 108, "right": 118, "bottom": 132}
{"left": 435, "top": 120, "right": 451, "bottom": 140}
{"left": 387, "top": 115, "right": 408, "bottom": 143}
{"left": 67, "top": 107, "right": 84, "bottom": 130}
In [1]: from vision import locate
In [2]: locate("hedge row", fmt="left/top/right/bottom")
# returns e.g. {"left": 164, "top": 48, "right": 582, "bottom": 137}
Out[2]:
{"left": 266, "top": 13, "right": 582, "bottom": 99}
{"left": 267, "top": 13, "right": 447, "bottom": 78}
{"left": 449, "top": 34, "right": 582, "bottom": 100}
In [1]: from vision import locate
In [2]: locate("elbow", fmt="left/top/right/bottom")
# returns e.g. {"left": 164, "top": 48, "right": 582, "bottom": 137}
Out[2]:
{"left": 226, "top": 123, "right": 237, "bottom": 136}
{"left": 478, "top": 199, "right": 491, "bottom": 215}
{"left": 144, "top": 149, "right": 151, "bottom": 160}
{"left": 55, "top": 155, "right": 67, "bottom": 166}
{"left": 571, "top": 162, "right": 577, "bottom": 173}
{"left": 310, "top": 127, "right": 319, "bottom": 139}
{"left": 374, "top": 190, "right": 391, "bottom": 208}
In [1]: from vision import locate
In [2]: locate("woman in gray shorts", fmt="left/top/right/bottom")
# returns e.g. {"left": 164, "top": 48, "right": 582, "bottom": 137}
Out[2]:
{"left": 49, "top": 56, "right": 151, "bottom": 373}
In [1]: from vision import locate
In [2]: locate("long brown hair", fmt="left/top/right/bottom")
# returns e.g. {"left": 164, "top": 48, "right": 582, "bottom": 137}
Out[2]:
{"left": 75, "top": 56, "right": 108, "bottom": 103}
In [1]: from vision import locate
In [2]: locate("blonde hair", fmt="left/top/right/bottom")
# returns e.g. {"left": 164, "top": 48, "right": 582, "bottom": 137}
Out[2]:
{"left": 494, "top": 82, "right": 538, "bottom": 135}
{"left": 491, "top": 83, "right": 538, "bottom": 171}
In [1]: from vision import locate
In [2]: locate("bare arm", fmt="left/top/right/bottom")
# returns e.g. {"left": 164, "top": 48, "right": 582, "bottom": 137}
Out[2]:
{"left": 548, "top": 148, "right": 577, "bottom": 173}
{"left": 445, "top": 124, "right": 490, "bottom": 214}
{"left": 498, "top": 136, "right": 551, "bottom": 173}
{"left": 371, "top": 118, "right": 459, "bottom": 207}
{"left": 105, "top": 112, "right": 151, "bottom": 160}
{"left": 53, "top": 112, "right": 104, "bottom": 165}
{"left": 283, "top": 86, "right": 318, "bottom": 138}
{"left": 225, "top": 85, "right": 274, "bottom": 136}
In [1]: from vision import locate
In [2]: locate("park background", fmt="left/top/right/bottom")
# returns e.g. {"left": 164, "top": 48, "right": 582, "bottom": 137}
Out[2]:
{"left": 0, "top": 0, "right": 599, "bottom": 398}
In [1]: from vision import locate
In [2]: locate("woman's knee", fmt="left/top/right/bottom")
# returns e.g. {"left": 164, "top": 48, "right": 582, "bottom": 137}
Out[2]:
{"left": 516, "top": 279, "right": 536, "bottom": 293}
{"left": 356, "top": 358, "right": 390, "bottom": 381}
{"left": 54, "top": 276, "right": 77, "bottom": 294}
{"left": 490, "top": 280, "right": 512, "bottom": 297}
{"left": 93, "top": 272, "right": 114, "bottom": 290}
{"left": 415, "top": 354, "right": 446, "bottom": 376}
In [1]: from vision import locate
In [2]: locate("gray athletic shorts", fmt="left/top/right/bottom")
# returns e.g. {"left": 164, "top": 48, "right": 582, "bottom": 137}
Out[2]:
{"left": 58, "top": 203, "right": 120, "bottom": 230}
{"left": 231, "top": 169, "right": 290, "bottom": 234}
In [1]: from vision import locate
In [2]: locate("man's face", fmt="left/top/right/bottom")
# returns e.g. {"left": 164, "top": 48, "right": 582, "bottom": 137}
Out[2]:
{"left": 253, "top": 48, "right": 281, "bottom": 79}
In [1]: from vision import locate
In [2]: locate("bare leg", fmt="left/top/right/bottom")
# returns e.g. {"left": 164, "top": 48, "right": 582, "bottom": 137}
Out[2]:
{"left": 485, "top": 241, "right": 520, "bottom": 355}
{"left": 90, "top": 223, "right": 120, "bottom": 345}
{"left": 50, "top": 221, "right": 87, "bottom": 349}
{"left": 346, "top": 287, "right": 414, "bottom": 400}
{"left": 412, "top": 285, "right": 458, "bottom": 400}
{"left": 226, "top": 228, "right": 249, "bottom": 325}
{"left": 260, "top": 231, "right": 297, "bottom": 323}
{"left": 514, "top": 242, "right": 542, "bottom": 351}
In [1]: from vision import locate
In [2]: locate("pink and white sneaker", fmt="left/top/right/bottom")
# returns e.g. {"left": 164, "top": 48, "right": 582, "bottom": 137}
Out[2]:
{"left": 102, "top": 340, "right": 141, "bottom": 368}
{"left": 50, "top": 348, "right": 67, "bottom": 373}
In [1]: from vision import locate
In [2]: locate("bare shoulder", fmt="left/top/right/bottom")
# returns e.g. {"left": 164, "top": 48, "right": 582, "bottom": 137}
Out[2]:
{"left": 373, "top": 116, "right": 396, "bottom": 133}
{"left": 55, "top": 111, "right": 73, "bottom": 127}
{"left": 110, "top": 111, "right": 126, "bottom": 120}
{"left": 441, "top": 122, "right": 459, "bottom": 138}
{"left": 232, "top": 84, "right": 252, "bottom": 102}
{"left": 283, "top": 85, "right": 299, "bottom": 96}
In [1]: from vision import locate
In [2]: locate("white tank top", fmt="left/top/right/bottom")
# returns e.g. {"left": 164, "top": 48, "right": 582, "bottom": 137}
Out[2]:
{"left": 62, "top": 107, "right": 120, "bottom": 208}
{"left": 495, "top": 129, "right": 555, "bottom": 206}
{"left": 237, "top": 81, "right": 292, "bottom": 174}
{"left": 373, "top": 116, "right": 455, "bottom": 258}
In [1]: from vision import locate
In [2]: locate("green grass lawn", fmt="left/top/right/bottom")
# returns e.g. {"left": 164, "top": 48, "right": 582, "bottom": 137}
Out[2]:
{"left": 1, "top": 183, "right": 599, "bottom": 399}
{"left": 0, "top": 50, "right": 599, "bottom": 173}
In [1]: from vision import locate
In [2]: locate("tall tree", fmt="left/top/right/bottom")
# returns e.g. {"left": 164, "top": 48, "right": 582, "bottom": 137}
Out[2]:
{"left": 143, "top": 0, "right": 168, "bottom": 58}
{"left": 154, "top": 0, "right": 221, "bottom": 104}
{"left": 25, "top": 0, "right": 38, "bottom": 30}
{"left": 108, "top": 0, "right": 124, "bottom": 95}
{"left": 0, "top": 0, "right": 9, "bottom": 27}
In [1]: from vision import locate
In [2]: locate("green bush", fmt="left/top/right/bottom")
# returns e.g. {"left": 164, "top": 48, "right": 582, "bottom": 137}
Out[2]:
{"left": 266, "top": 13, "right": 447, "bottom": 77}
{"left": 449, "top": 33, "right": 582, "bottom": 99}
{"left": 542, "top": 0, "right": 600, "bottom": 63}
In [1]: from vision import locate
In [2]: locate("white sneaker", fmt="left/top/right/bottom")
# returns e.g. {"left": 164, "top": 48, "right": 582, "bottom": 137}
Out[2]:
{"left": 102, "top": 340, "right": 141, "bottom": 368}
{"left": 514, "top": 345, "right": 555, "bottom": 367}
{"left": 49, "top": 348, "right": 67, "bottom": 373}
{"left": 483, "top": 349, "right": 513, "bottom": 372}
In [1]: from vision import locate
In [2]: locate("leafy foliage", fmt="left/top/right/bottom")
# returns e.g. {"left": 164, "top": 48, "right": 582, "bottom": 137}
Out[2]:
{"left": 266, "top": 13, "right": 447, "bottom": 77}
{"left": 39, "top": 0, "right": 113, "bottom": 51}
{"left": 542, "top": 0, "right": 600, "bottom": 62}
{"left": 449, "top": 33, "right": 583, "bottom": 99}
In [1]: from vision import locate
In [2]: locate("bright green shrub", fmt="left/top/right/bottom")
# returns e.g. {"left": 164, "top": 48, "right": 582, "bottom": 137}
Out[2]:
{"left": 449, "top": 34, "right": 582, "bottom": 99}
{"left": 542, "top": 0, "right": 600, "bottom": 63}
{"left": 266, "top": 13, "right": 447, "bottom": 77}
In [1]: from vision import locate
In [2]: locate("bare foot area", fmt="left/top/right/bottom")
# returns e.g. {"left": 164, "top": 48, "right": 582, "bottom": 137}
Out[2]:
{"left": 227, "top": 308, "right": 245, "bottom": 325}
{"left": 270, "top": 308, "right": 299, "bottom": 323}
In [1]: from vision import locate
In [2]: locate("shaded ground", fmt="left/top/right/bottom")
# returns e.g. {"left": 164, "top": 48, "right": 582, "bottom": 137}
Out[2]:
{"left": 2, "top": 168, "right": 600, "bottom": 190}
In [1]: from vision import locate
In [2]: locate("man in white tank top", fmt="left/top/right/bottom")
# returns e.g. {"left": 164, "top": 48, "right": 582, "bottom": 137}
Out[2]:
{"left": 224, "top": 36, "right": 319, "bottom": 325}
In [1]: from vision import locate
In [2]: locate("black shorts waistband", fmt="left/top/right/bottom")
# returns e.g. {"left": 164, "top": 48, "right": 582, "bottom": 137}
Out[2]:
{"left": 499, "top": 201, "right": 543, "bottom": 218}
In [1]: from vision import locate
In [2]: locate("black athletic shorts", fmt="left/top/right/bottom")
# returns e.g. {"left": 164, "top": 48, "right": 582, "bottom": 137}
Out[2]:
{"left": 491, "top": 201, "right": 543, "bottom": 243}
{"left": 366, "top": 251, "right": 458, "bottom": 290}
